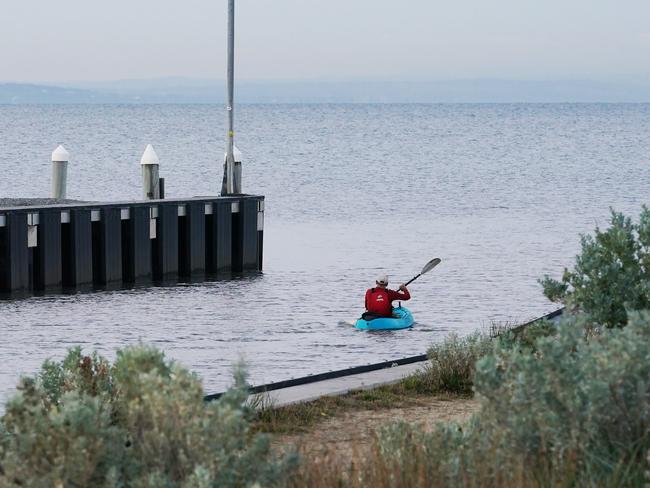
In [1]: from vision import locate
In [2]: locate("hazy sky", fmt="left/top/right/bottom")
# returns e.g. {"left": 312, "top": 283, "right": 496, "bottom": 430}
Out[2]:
{"left": 2, "top": 0, "right": 650, "bottom": 83}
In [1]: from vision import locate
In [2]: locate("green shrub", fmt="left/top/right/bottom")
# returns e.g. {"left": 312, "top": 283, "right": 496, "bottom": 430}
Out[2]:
{"left": 497, "top": 319, "right": 557, "bottom": 352}
{"left": 39, "top": 347, "right": 114, "bottom": 408}
{"left": 474, "top": 311, "right": 649, "bottom": 482}
{"left": 0, "top": 380, "right": 123, "bottom": 488}
{"left": 292, "top": 312, "right": 650, "bottom": 487}
{"left": 0, "top": 346, "right": 297, "bottom": 487}
{"left": 541, "top": 207, "right": 650, "bottom": 328}
{"left": 419, "top": 332, "right": 493, "bottom": 394}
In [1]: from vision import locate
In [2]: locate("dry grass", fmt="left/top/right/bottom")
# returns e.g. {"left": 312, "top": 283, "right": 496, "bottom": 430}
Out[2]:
{"left": 288, "top": 440, "right": 531, "bottom": 488}
{"left": 287, "top": 427, "right": 645, "bottom": 488}
{"left": 276, "top": 397, "right": 480, "bottom": 459}
{"left": 253, "top": 380, "right": 468, "bottom": 435}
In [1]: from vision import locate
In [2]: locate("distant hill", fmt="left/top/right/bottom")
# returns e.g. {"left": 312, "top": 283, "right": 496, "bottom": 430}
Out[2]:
{"left": 2, "top": 78, "right": 650, "bottom": 103}
{"left": 0, "top": 83, "right": 116, "bottom": 104}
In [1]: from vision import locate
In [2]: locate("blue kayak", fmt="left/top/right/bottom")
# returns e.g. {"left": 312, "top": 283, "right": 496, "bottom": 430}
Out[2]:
{"left": 355, "top": 306, "right": 415, "bottom": 330}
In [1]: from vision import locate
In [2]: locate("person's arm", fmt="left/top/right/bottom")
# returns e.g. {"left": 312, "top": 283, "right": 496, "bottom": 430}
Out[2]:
{"left": 365, "top": 289, "right": 371, "bottom": 310}
{"left": 389, "top": 286, "right": 411, "bottom": 301}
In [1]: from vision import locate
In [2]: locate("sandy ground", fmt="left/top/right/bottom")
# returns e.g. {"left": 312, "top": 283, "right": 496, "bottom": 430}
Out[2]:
{"left": 275, "top": 396, "right": 480, "bottom": 458}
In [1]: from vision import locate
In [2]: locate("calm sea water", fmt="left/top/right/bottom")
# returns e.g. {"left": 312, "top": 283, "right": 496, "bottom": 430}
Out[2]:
{"left": 0, "top": 103, "right": 649, "bottom": 403}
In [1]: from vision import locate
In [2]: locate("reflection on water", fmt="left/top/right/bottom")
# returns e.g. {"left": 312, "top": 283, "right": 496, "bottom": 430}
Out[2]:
{"left": 1, "top": 103, "right": 649, "bottom": 404}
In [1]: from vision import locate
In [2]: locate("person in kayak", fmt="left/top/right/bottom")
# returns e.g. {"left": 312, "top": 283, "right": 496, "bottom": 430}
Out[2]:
{"left": 364, "top": 274, "right": 410, "bottom": 319}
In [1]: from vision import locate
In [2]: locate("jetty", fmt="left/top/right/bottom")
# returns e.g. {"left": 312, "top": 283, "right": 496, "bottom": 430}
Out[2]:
{"left": 0, "top": 195, "right": 264, "bottom": 296}
{"left": 0, "top": 0, "right": 261, "bottom": 299}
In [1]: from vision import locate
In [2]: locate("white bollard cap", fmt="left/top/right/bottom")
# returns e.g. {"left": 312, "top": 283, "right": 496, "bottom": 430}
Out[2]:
{"left": 224, "top": 145, "right": 242, "bottom": 163}
{"left": 51, "top": 145, "right": 70, "bottom": 162}
{"left": 140, "top": 144, "right": 160, "bottom": 165}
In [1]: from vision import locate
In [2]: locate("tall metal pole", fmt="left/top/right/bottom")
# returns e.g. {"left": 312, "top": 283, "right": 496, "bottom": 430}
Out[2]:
{"left": 221, "top": 0, "right": 235, "bottom": 195}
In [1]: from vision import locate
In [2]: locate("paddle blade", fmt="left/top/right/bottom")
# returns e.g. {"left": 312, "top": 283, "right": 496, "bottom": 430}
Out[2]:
{"left": 421, "top": 258, "right": 441, "bottom": 275}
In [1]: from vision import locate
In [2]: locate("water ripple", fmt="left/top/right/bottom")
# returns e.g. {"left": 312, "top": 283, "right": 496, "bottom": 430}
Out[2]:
{"left": 1, "top": 103, "right": 649, "bottom": 403}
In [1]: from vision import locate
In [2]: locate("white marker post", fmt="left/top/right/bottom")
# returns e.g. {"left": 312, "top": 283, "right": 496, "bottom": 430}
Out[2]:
{"left": 51, "top": 145, "right": 69, "bottom": 199}
{"left": 140, "top": 144, "right": 160, "bottom": 200}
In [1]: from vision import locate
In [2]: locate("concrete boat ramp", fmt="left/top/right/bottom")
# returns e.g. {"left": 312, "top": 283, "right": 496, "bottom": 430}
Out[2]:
{"left": 204, "top": 306, "right": 564, "bottom": 409}
{"left": 204, "top": 354, "right": 429, "bottom": 408}
{"left": 254, "top": 359, "right": 427, "bottom": 408}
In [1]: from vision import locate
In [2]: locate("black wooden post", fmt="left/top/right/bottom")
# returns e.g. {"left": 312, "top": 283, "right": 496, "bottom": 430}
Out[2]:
{"left": 122, "top": 205, "right": 152, "bottom": 283}
{"left": 179, "top": 202, "right": 206, "bottom": 277}
{"left": 95, "top": 207, "right": 122, "bottom": 284}
{"left": 154, "top": 203, "right": 178, "bottom": 280}
{"left": 206, "top": 200, "right": 232, "bottom": 273}
{"left": 241, "top": 198, "right": 259, "bottom": 270}
{"left": 62, "top": 209, "right": 93, "bottom": 287}
{"left": 0, "top": 212, "right": 29, "bottom": 293}
{"left": 34, "top": 210, "right": 62, "bottom": 290}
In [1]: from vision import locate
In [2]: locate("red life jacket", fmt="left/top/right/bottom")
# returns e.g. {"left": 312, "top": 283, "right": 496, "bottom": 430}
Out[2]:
{"left": 366, "top": 287, "right": 392, "bottom": 317}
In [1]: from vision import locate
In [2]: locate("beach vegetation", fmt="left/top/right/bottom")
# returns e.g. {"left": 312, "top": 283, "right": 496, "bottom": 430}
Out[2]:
{"left": 541, "top": 207, "right": 650, "bottom": 328}
{"left": 418, "top": 331, "right": 493, "bottom": 394}
{"left": 291, "top": 311, "right": 650, "bottom": 487}
{"left": 4, "top": 209, "right": 650, "bottom": 487}
{"left": 0, "top": 346, "right": 297, "bottom": 487}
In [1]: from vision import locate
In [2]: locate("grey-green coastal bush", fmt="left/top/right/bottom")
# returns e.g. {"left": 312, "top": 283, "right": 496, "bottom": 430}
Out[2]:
{"left": 293, "top": 312, "right": 650, "bottom": 487}
{"left": 419, "top": 332, "right": 493, "bottom": 394}
{"left": 541, "top": 207, "right": 650, "bottom": 328}
{"left": 408, "top": 312, "right": 650, "bottom": 486}
{"left": 0, "top": 346, "right": 297, "bottom": 487}
{"left": 417, "top": 321, "right": 556, "bottom": 396}
{"left": 472, "top": 311, "right": 650, "bottom": 484}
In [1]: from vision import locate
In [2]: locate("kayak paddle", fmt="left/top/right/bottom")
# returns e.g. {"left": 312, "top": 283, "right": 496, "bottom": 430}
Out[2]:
{"left": 403, "top": 258, "right": 441, "bottom": 287}
{"left": 346, "top": 258, "right": 441, "bottom": 327}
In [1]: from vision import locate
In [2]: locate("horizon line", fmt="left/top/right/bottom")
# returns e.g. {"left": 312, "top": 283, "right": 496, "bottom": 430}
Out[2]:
{"left": 2, "top": 77, "right": 650, "bottom": 85}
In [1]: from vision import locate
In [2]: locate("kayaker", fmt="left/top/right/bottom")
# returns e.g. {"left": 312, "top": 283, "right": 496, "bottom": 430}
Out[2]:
{"left": 364, "top": 274, "right": 411, "bottom": 319}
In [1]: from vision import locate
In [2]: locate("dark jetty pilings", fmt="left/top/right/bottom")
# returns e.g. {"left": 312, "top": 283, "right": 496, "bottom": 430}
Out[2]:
{"left": 0, "top": 195, "right": 264, "bottom": 297}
